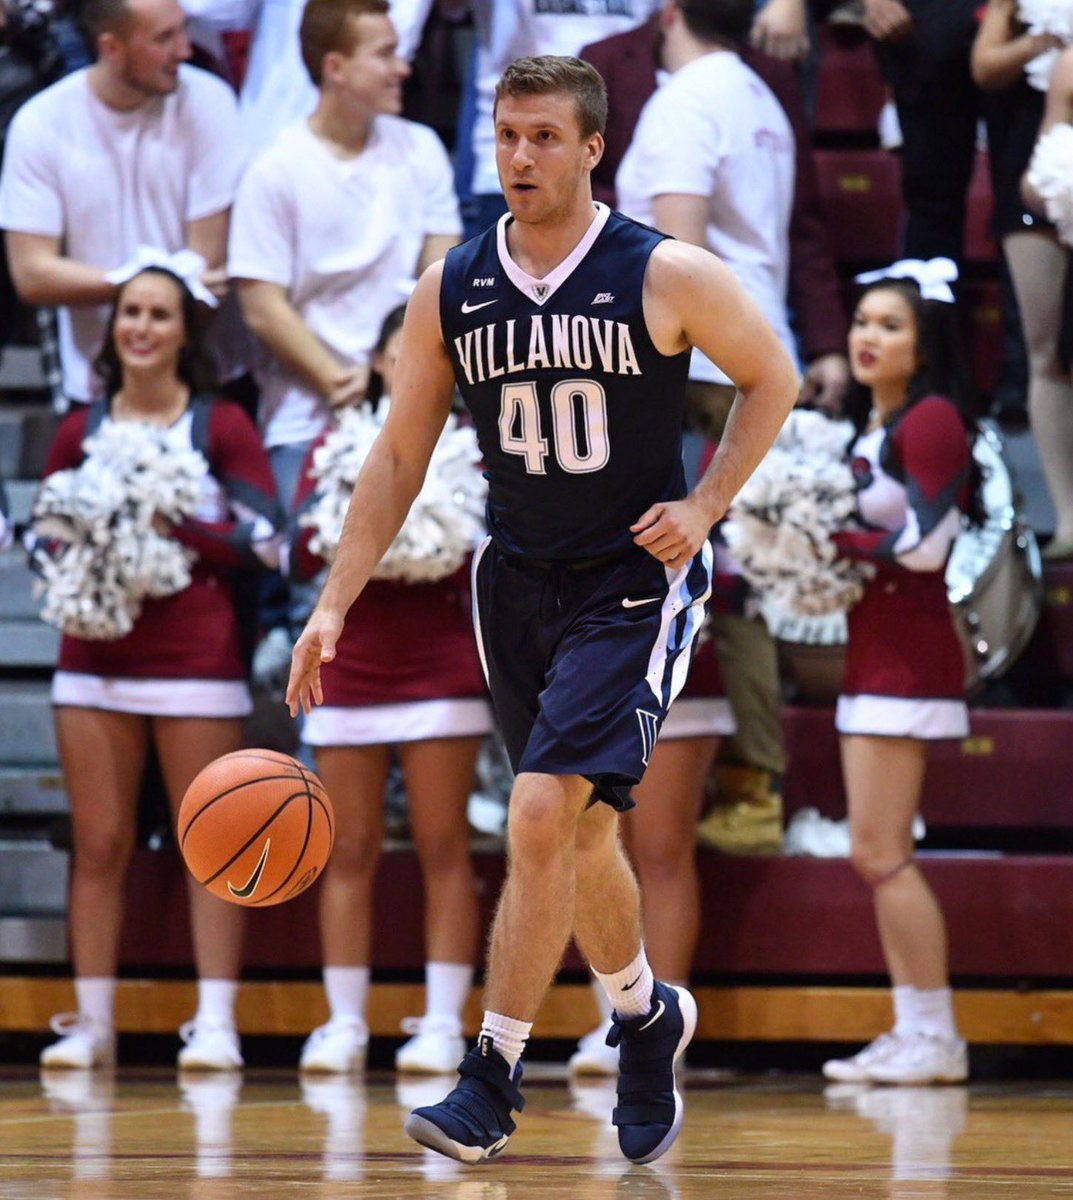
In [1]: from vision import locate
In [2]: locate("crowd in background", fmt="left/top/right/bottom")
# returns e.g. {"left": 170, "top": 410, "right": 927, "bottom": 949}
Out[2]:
{"left": 0, "top": 0, "right": 1070, "bottom": 1087}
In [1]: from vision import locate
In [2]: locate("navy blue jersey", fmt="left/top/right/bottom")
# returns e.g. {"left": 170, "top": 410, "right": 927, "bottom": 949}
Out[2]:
{"left": 440, "top": 205, "right": 691, "bottom": 560}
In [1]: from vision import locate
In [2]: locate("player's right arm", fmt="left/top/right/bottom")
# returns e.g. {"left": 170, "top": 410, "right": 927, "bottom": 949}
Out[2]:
{"left": 286, "top": 259, "right": 458, "bottom": 716}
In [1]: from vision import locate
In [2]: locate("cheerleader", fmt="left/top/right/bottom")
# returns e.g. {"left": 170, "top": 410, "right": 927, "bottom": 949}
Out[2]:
{"left": 36, "top": 254, "right": 281, "bottom": 1071}
{"left": 290, "top": 306, "right": 491, "bottom": 1075}
{"left": 822, "top": 260, "right": 982, "bottom": 1086}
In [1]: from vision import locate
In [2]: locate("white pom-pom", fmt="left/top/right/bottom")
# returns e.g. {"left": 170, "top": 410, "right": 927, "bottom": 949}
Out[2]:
{"left": 31, "top": 420, "right": 207, "bottom": 640}
{"left": 1026, "top": 122, "right": 1073, "bottom": 245}
{"left": 723, "top": 409, "right": 874, "bottom": 617}
{"left": 1018, "top": 1, "right": 1073, "bottom": 87}
{"left": 301, "top": 402, "right": 487, "bottom": 583}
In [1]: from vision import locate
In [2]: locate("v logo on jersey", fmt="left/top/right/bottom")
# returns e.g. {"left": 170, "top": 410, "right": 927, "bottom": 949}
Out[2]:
{"left": 532, "top": 284, "right": 550, "bottom": 302}
{"left": 636, "top": 708, "right": 660, "bottom": 767}
{"left": 461, "top": 298, "right": 498, "bottom": 314}
{"left": 227, "top": 838, "right": 271, "bottom": 900}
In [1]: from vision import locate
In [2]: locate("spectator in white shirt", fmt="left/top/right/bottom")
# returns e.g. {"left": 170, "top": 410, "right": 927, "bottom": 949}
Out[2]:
{"left": 229, "top": 0, "right": 460, "bottom": 638}
{"left": 0, "top": 0, "right": 241, "bottom": 405}
{"left": 183, "top": 0, "right": 434, "bottom": 156}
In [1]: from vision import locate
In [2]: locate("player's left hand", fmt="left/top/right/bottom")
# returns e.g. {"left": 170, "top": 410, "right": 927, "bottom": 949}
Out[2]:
{"left": 631, "top": 496, "right": 712, "bottom": 570}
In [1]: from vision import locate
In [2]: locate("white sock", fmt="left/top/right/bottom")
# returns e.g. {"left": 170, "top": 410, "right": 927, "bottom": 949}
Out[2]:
{"left": 324, "top": 966, "right": 370, "bottom": 1026}
{"left": 75, "top": 977, "right": 116, "bottom": 1029}
{"left": 589, "top": 976, "right": 614, "bottom": 1024}
{"left": 593, "top": 946, "right": 653, "bottom": 1019}
{"left": 424, "top": 961, "right": 472, "bottom": 1029}
{"left": 479, "top": 1010, "right": 531, "bottom": 1070}
{"left": 196, "top": 979, "right": 238, "bottom": 1028}
{"left": 893, "top": 986, "right": 958, "bottom": 1040}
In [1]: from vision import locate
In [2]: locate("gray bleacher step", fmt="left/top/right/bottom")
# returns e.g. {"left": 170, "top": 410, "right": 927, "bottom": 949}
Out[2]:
{"left": 0, "top": 916, "right": 67, "bottom": 962}
{"left": 5, "top": 478, "right": 36, "bottom": 525}
{"left": 0, "top": 345, "right": 46, "bottom": 391}
{"left": 0, "top": 402, "right": 59, "bottom": 479}
{"left": 0, "top": 681, "right": 58, "bottom": 764}
{"left": 0, "top": 840, "right": 68, "bottom": 914}
{"left": 0, "top": 552, "right": 41, "bottom": 621}
{"left": 0, "top": 765, "right": 67, "bottom": 816}
{"left": 0, "top": 620, "right": 58, "bottom": 669}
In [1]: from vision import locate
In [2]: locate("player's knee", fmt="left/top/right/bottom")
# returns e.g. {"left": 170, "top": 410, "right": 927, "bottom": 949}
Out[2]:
{"left": 508, "top": 789, "right": 574, "bottom": 860}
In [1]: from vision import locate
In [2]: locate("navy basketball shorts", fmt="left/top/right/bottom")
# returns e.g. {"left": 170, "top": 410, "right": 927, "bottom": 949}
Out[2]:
{"left": 471, "top": 537, "right": 713, "bottom": 811}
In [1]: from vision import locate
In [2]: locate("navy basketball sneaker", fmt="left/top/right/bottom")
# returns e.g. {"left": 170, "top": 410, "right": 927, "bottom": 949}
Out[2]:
{"left": 403, "top": 1035, "right": 525, "bottom": 1163}
{"left": 607, "top": 980, "right": 697, "bottom": 1163}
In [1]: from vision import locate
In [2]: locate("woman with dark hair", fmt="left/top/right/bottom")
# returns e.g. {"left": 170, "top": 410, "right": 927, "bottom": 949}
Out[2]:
{"left": 37, "top": 261, "right": 280, "bottom": 1071}
{"left": 289, "top": 304, "right": 490, "bottom": 1075}
{"left": 822, "top": 263, "right": 980, "bottom": 1087}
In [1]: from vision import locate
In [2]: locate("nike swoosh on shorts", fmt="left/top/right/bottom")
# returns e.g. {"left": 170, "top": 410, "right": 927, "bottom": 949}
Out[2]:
{"left": 622, "top": 597, "right": 661, "bottom": 608}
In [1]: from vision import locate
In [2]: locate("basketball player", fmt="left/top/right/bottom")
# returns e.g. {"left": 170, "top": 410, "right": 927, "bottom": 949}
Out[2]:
{"left": 287, "top": 55, "right": 798, "bottom": 1165}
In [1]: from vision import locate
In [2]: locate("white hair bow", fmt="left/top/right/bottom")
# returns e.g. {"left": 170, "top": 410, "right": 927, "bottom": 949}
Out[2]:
{"left": 854, "top": 257, "right": 958, "bottom": 304}
{"left": 105, "top": 246, "right": 219, "bottom": 308}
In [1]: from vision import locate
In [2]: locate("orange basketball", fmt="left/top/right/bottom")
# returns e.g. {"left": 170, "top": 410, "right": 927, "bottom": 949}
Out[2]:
{"left": 178, "top": 749, "right": 334, "bottom": 907}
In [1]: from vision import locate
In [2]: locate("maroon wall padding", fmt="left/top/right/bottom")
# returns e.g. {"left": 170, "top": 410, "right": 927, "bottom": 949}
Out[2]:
{"left": 965, "top": 278, "right": 1003, "bottom": 398}
{"left": 1024, "top": 561, "right": 1073, "bottom": 681}
{"left": 120, "top": 849, "right": 1073, "bottom": 980}
{"left": 965, "top": 150, "right": 999, "bottom": 264}
{"left": 813, "top": 149, "right": 903, "bottom": 265}
{"left": 813, "top": 26, "right": 887, "bottom": 136}
{"left": 782, "top": 706, "right": 1073, "bottom": 828}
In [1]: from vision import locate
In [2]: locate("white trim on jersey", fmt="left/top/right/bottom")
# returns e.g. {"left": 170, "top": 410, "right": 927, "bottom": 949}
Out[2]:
{"left": 471, "top": 535, "right": 493, "bottom": 686}
{"left": 643, "top": 541, "right": 713, "bottom": 709}
{"left": 51, "top": 671, "right": 252, "bottom": 718}
{"left": 303, "top": 697, "right": 493, "bottom": 747}
{"left": 660, "top": 695, "right": 737, "bottom": 740}
{"left": 496, "top": 202, "right": 611, "bottom": 307}
{"left": 835, "top": 693, "right": 969, "bottom": 740}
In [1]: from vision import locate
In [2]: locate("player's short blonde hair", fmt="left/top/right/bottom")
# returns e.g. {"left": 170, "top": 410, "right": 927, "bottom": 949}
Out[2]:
{"left": 494, "top": 56, "right": 608, "bottom": 139}
{"left": 300, "top": 0, "right": 390, "bottom": 86}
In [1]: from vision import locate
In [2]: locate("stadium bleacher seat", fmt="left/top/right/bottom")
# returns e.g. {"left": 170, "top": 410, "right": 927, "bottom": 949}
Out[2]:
{"left": 814, "top": 148, "right": 903, "bottom": 264}
{"left": 814, "top": 24, "right": 887, "bottom": 138}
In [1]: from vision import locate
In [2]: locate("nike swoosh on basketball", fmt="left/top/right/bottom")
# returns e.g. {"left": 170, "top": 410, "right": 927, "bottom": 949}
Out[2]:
{"left": 461, "top": 299, "right": 498, "bottom": 313}
{"left": 638, "top": 999, "right": 666, "bottom": 1032}
{"left": 227, "top": 838, "right": 271, "bottom": 900}
{"left": 622, "top": 596, "right": 661, "bottom": 608}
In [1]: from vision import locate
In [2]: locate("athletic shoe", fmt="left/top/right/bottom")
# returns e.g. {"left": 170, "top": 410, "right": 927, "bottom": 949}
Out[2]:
{"left": 568, "top": 1018, "right": 619, "bottom": 1076}
{"left": 822, "top": 1032, "right": 904, "bottom": 1083}
{"left": 608, "top": 981, "right": 697, "bottom": 1164}
{"left": 404, "top": 1035, "right": 525, "bottom": 1163}
{"left": 867, "top": 1033, "right": 968, "bottom": 1086}
{"left": 40, "top": 1014, "right": 116, "bottom": 1069}
{"left": 299, "top": 1017, "right": 369, "bottom": 1074}
{"left": 396, "top": 1016, "right": 466, "bottom": 1074}
{"left": 177, "top": 1019, "right": 243, "bottom": 1071}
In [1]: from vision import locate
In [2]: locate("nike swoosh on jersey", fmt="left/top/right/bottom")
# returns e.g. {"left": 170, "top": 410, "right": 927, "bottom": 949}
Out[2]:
{"left": 461, "top": 299, "right": 499, "bottom": 314}
{"left": 638, "top": 999, "right": 666, "bottom": 1032}
{"left": 227, "top": 838, "right": 271, "bottom": 900}
{"left": 622, "top": 596, "right": 662, "bottom": 608}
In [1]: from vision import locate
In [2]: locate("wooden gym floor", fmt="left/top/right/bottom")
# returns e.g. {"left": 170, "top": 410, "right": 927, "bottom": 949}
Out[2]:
{"left": 3, "top": 1067, "right": 1073, "bottom": 1199}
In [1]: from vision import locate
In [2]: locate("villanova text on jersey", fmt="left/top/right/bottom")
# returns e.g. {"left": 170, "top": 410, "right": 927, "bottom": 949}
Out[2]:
{"left": 440, "top": 206, "right": 692, "bottom": 562}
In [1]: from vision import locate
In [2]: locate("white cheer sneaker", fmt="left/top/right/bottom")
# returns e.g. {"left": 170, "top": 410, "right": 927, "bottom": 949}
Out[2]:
{"left": 822, "top": 1032, "right": 905, "bottom": 1083}
{"left": 300, "top": 1017, "right": 369, "bottom": 1074}
{"left": 40, "top": 1013, "right": 116, "bottom": 1070}
{"left": 567, "top": 1018, "right": 619, "bottom": 1077}
{"left": 867, "top": 1033, "right": 969, "bottom": 1086}
{"left": 395, "top": 1016, "right": 466, "bottom": 1074}
{"left": 177, "top": 1019, "right": 243, "bottom": 1071}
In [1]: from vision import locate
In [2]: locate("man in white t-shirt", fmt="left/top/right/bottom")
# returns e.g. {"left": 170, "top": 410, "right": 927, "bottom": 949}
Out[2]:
{"left": 616, "top": 0, "right": 797, "bottom": 391}
{"left": 0, "top": 0, "right": 242, "bottom": 405}
{"left": 228, "top": 0, "right": 459, "bottom": 643}
{"left": 616, "top": 0, "right": 797, "bottom": 858}
{"left": 182, "top": 0, "right": 434, "bottom": 157}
